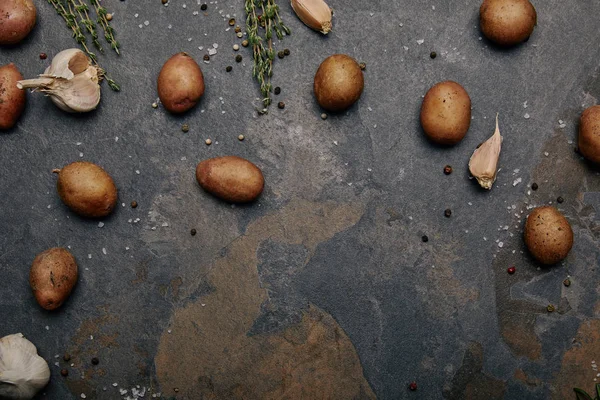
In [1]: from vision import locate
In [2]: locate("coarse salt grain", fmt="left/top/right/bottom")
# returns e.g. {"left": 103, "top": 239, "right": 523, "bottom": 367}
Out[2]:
{"left": 98, "top": 222, "right": 104, "bottom": 228}
{"left": 102, "top": 248, "right": 107, "bottom": 255}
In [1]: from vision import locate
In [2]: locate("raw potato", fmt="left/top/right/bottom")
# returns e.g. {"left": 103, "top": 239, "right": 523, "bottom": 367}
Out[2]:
{"left": 0, "top": 63, "right": 26, "bottom": 130}
{"left": 54, "top": 161, "right": 118, "bottom": 217}
{"left": 314, "top": 54, "right": 364, "bottom": 112}
{"left": 196, "top": 156, "right": 264, "bottom": 203}
{"left": 480, "top": 0, "right": 537, "bottom": 46}
{"left": 420, "top": 81, "right": 471, "bottom": 145}
{"left": 30, "top": 248, "right": 78, "bottom": 310}
{"left": 0, "top": 0, "right": 36, "bottom": 45}
{"left": 524, "top": 206, "right": 573, "bottom": 265}
{"left": 157, "top": 52, "right": 205, "bottom": 114}
{"left": 578, "top": 105, "right": 600, "bottom": 164}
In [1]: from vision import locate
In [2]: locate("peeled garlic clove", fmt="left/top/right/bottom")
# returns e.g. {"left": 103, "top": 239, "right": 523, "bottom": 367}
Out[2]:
{"left": 291, "top": 0, "right": 333, "bottom": 34}
{"left": 0, "top": 333, "right": 50, "bottom": 400}
{"left": 16, "top": 48, "right": 101, "bottom": 113}
{"left": 469, "top": 113, "right": 503, "bottom": 190}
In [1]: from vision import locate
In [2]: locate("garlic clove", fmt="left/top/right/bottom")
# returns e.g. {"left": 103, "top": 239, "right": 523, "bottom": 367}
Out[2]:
{"left": 16, "top": 49, "right": 101, "bottom": 113}
{"left": 0, "top": 333, "right": 50, "bottom": 400}
{"left": 43, "top": 48, "right": 90, "bottom": 80}
{"left": 291, "top": 0, "right": 333, "bottom": 34}
{"left": 468, "top": 113, "right": 503, "bottom": 190}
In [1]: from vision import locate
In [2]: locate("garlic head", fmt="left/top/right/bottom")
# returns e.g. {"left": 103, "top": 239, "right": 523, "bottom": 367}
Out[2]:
{"left": 468, "top": 113, "right": 503, "bottom": 190}
{"left": 0, "top": 333, "right": 50, "bottom": 400}
{"left": 291, "top": 0, "right": 333, "bottom": 34}
{"left": 16, "top": 48, "right": 101, "bottom": 113}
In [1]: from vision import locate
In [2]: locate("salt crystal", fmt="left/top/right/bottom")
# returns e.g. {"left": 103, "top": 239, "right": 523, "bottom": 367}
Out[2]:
{"left": 213, "top": 43, "right": 219, "bottom": 48}
{"left": 524, "top": 113, "right": 530, "bottom": 119}
{"left": 168, "top": 24, "right": 172, "bottom": 29}
{"left": 162, "top": 222, "right": 169, "bottom": 227}
{"left": 208, "top": 48, "right": 217, "bottom": 55}
{"left": 134, "top": 13, "right": 139, "bottom": 17}
{"left": 139, "top": 24, "right": 143, "bottom": 29}
{"left": 125, "top": 247, "right": 129, "bottom": 250}
{"left": 81, "top": 395, "right": 86, "bottom": 399}
{"left": 88, "top": 254, "right": 92, "bottom": 259}
{"left": 188, "top": 38, "right": 192, "bottom": 42}
{"left": 135, "top": 170, "right": 141, "bottom": 174}
{"left": 113, "top": 383, "right": 118, "bottom": 387}
{"left": 403, "top": 46, "right": 409, "bottom": 51}
{"left": 333, "top": 141, "right": 338, "bottom": 146}
{"left": 115, "top": 137, "right": 119, "bottom": 142}
{"left": 544, "top": 152, "right": 549, "bottom": 157}
{"left": 513, "top": 178, "right": 522, "bottom": 186}
{"left": 45, "top": 326, "right": 49, "bottom": 330}
{"left": 98, "top": 222, "right": 104, "bottom": 228}
{"left": 144, "top": 21, "right": 150, "bottom": 26}
{"left": 151, "top": 227, "right": 157, "bottom": 230}
{"left": 79, "top": 152, "right": 84, "bottom": 158}
{"left": 102, "top": 248, "right": 107, "bottom": 255}
{"left": 483, "top": 237, "right": 487, "bottom": 241}
{"left": 498, "top": 242, "right": 504, "bottom": 248}
{"left": 183, "top": 4, "right": 187, "bottom": 8}
{"left": 416, "top": 39, "right": 424, "bottom": 44}
{"left": 523, "top": 101, "right": 528, "bottom": 108}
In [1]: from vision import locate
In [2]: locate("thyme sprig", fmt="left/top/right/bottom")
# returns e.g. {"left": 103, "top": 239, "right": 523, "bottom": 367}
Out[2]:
{"left": 46, "top": 0, "right": 120, "bottom": 91}
{"left": 245, "top": 0, "right": 290, "bottom": 113}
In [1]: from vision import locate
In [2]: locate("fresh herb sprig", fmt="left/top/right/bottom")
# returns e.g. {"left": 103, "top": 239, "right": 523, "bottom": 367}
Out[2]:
{"left": 574, "top": 384, "right": 600, "bottom": 400}
{"left": 245, "top": 0, "right": 290, "bottom": 113}
{"left": 47, "top": 0, "right": 120, "bottom": 91}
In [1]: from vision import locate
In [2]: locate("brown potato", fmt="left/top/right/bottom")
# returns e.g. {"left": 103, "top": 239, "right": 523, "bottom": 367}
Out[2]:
{"left": 314, "top": 54, "right": 364, "bottom": 112}
{"left": 480, "top": 0, "right": 537, "bottom": 46}
{"left": 420, "top": 81, "right": 471, "bottom": 145}
{"left": 157, "top": 52, "right": 205, "bottom": 114}
{"left": 30, "top": 248, "right": 78, "bottom": 310}
{"left": 0, "top": 0, "right": 36, "bottom": 45}
{"left": 578, "top": 105, "right": 600, "bottom": 164}
{"left": 54, "top": 161, "right": 118, "bottom": 217}
{"left": 0, "top": 63, "right": 26, "bottom": 130}
{"left": 524, "top": 206, "right": 573, "bottom": 265}
{"left": 196, "top": 156, "right": 264, "bottom": 203}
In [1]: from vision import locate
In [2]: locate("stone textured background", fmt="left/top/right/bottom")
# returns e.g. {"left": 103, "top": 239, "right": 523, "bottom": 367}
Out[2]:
{"left": 1, "top": 0, "right": 599, "bottom": 399}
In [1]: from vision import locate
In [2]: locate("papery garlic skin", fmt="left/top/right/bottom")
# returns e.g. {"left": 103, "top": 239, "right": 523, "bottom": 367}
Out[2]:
{"left": 291, "top": 0, "right": 333, "bottom": 34}
{"left": 16, "top": 48, "right": 101, "bottom": 113}
{"left": 0, "top": 334, "right": 50, "bottom": 400}
{"left": 469, "top": 114, "right": 503, "bottom": 190}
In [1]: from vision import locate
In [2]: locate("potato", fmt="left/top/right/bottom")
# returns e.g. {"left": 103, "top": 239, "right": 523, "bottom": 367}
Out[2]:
{"left": 0, "top": 63, "right": 26, "bottom": 130}
{"left": 524, "top": 206, "right": 573, "bottom": 265}
{"left": 157, "top": 52, "right": 205, "bottom": 114}
{"left": 30, "top": 248, "right": 78, "bottom": 310}
{"left": 578, "top": 105, "right": 600, "bottom": 164}
{"left": 314, "top": 54, "right": 364, "bottom": 112}
{"left": 0, "top": 0, "right": 36, "bottom": 45}
{"left": 54, "top": 161, "right": 118, "bottom": 217}
{"left": 196, "top": 156, "right": 264, "bottom": 203}
{"left": 480, "top": 0, "right": 537, "bottom": 46}
{"left": 420, "top": 81, "right": 471, "bottom": 145}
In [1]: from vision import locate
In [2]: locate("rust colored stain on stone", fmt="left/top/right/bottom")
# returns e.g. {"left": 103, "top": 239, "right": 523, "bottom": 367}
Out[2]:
{"left": 444, "top": 342, "right": 506, "bottom": 400}
{"left": 499, "top": 311, "right": 542, "bottom": 360}
{"left": 552, "top": 319, "right": 600, "bottom": 400}
{"left": 155, "top": 199, "right": 375, "bottom": 399}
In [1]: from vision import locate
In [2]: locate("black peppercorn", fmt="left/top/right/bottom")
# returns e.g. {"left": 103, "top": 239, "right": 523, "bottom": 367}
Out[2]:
{"left": 444, "top": 209, "right": 452, "bottom": 218}
{"left": 274, "top": 87, "right": 281, "bottom": 95}
{"left": 359, "top": 62, "right": 366, "bottom": 70}
{"left": 226, "top": 66, "right": 232, "bottom": 72}
{"left": 531, "top": 183, "right": 538, "bottom": 191}
{"left": 277, "top": 51, "right": 285, "bottom": 59}
{"left": 557, "top": 196, "right": 564, "bottom": 204}
{"left": 203, "top": 54, "right": 210, "bottom": 62}
{"left": 40, "top": 53, "right": 48, "bottom": 60}
{"left": 563, "top": 278, "right": 571, "bottom": 287}
{"left": 191, "top": 229, "right": 197, "bottom": 236}
{"left": 91, "top": 357, "right": 99, "bottom": 365}
{"left": 131, "top": 201, "right": 138, "bottom": 208}
{"left": 421, "top": 235, "right": 429, "bottom": 243}
{"left": 235, "top": 55, "right": 243, "bottom": 63}
{"left": 278, "top": 102, "right": 285, "bottom": 109}
{"left": 61, "top": 369, "right": 69, "bottom": 377}
{"left": 430, "top": 51, "right": 437, "bottom": 59}
{"left": 200, "top": 3, "right": 207, "bottom": 10}
{"left": 283, "top": 48, "right": 290, "bottom": 56}
{"left": 443, "top": 165, "right": 452, "bottom": 175}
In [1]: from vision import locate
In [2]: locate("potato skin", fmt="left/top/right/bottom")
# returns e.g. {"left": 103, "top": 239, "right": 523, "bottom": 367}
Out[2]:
{"left": 196, "top": 156, "right": 264, "bottom": 203}
{"left": 0, "top": 0, "right": 36, "bottom": 45}
{"left": 524, "top": 206, "right": 573, "bottom": 265}
{"left": 56, "top": 161, "right": 118, "bottom": 217}
{"left": 480, "top": 0, "right": 537, "bottom": 46}
{"left": 30, "top": 248, "right": 78, "bottom": 310}
{"left": 314, "top": 54, "right": 364, "bottom": 112}
{"left": 578, "top": 105, "right": 600, "bottom": 164}
{"left": 157, "top": 52, "right": 205, "bottom": 114}
{"left": 0, "top": 63, "right": 26, "bottom": 130}
{"left": 420, "top": 81, "right": 471, "bottom": 145}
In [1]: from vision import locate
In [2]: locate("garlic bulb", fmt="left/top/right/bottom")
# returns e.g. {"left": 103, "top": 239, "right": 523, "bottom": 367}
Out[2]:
{"left": 469, "top": 113, "right": 503, "bottom": 190}
{"left": 0, "top": 333, "right": 50, "bottom": 400}
{"left": 291, "top": 0, "right": 333, "bottom": 34}
{"left": 17, "top": 49, "right": 101, "bottom": 113}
